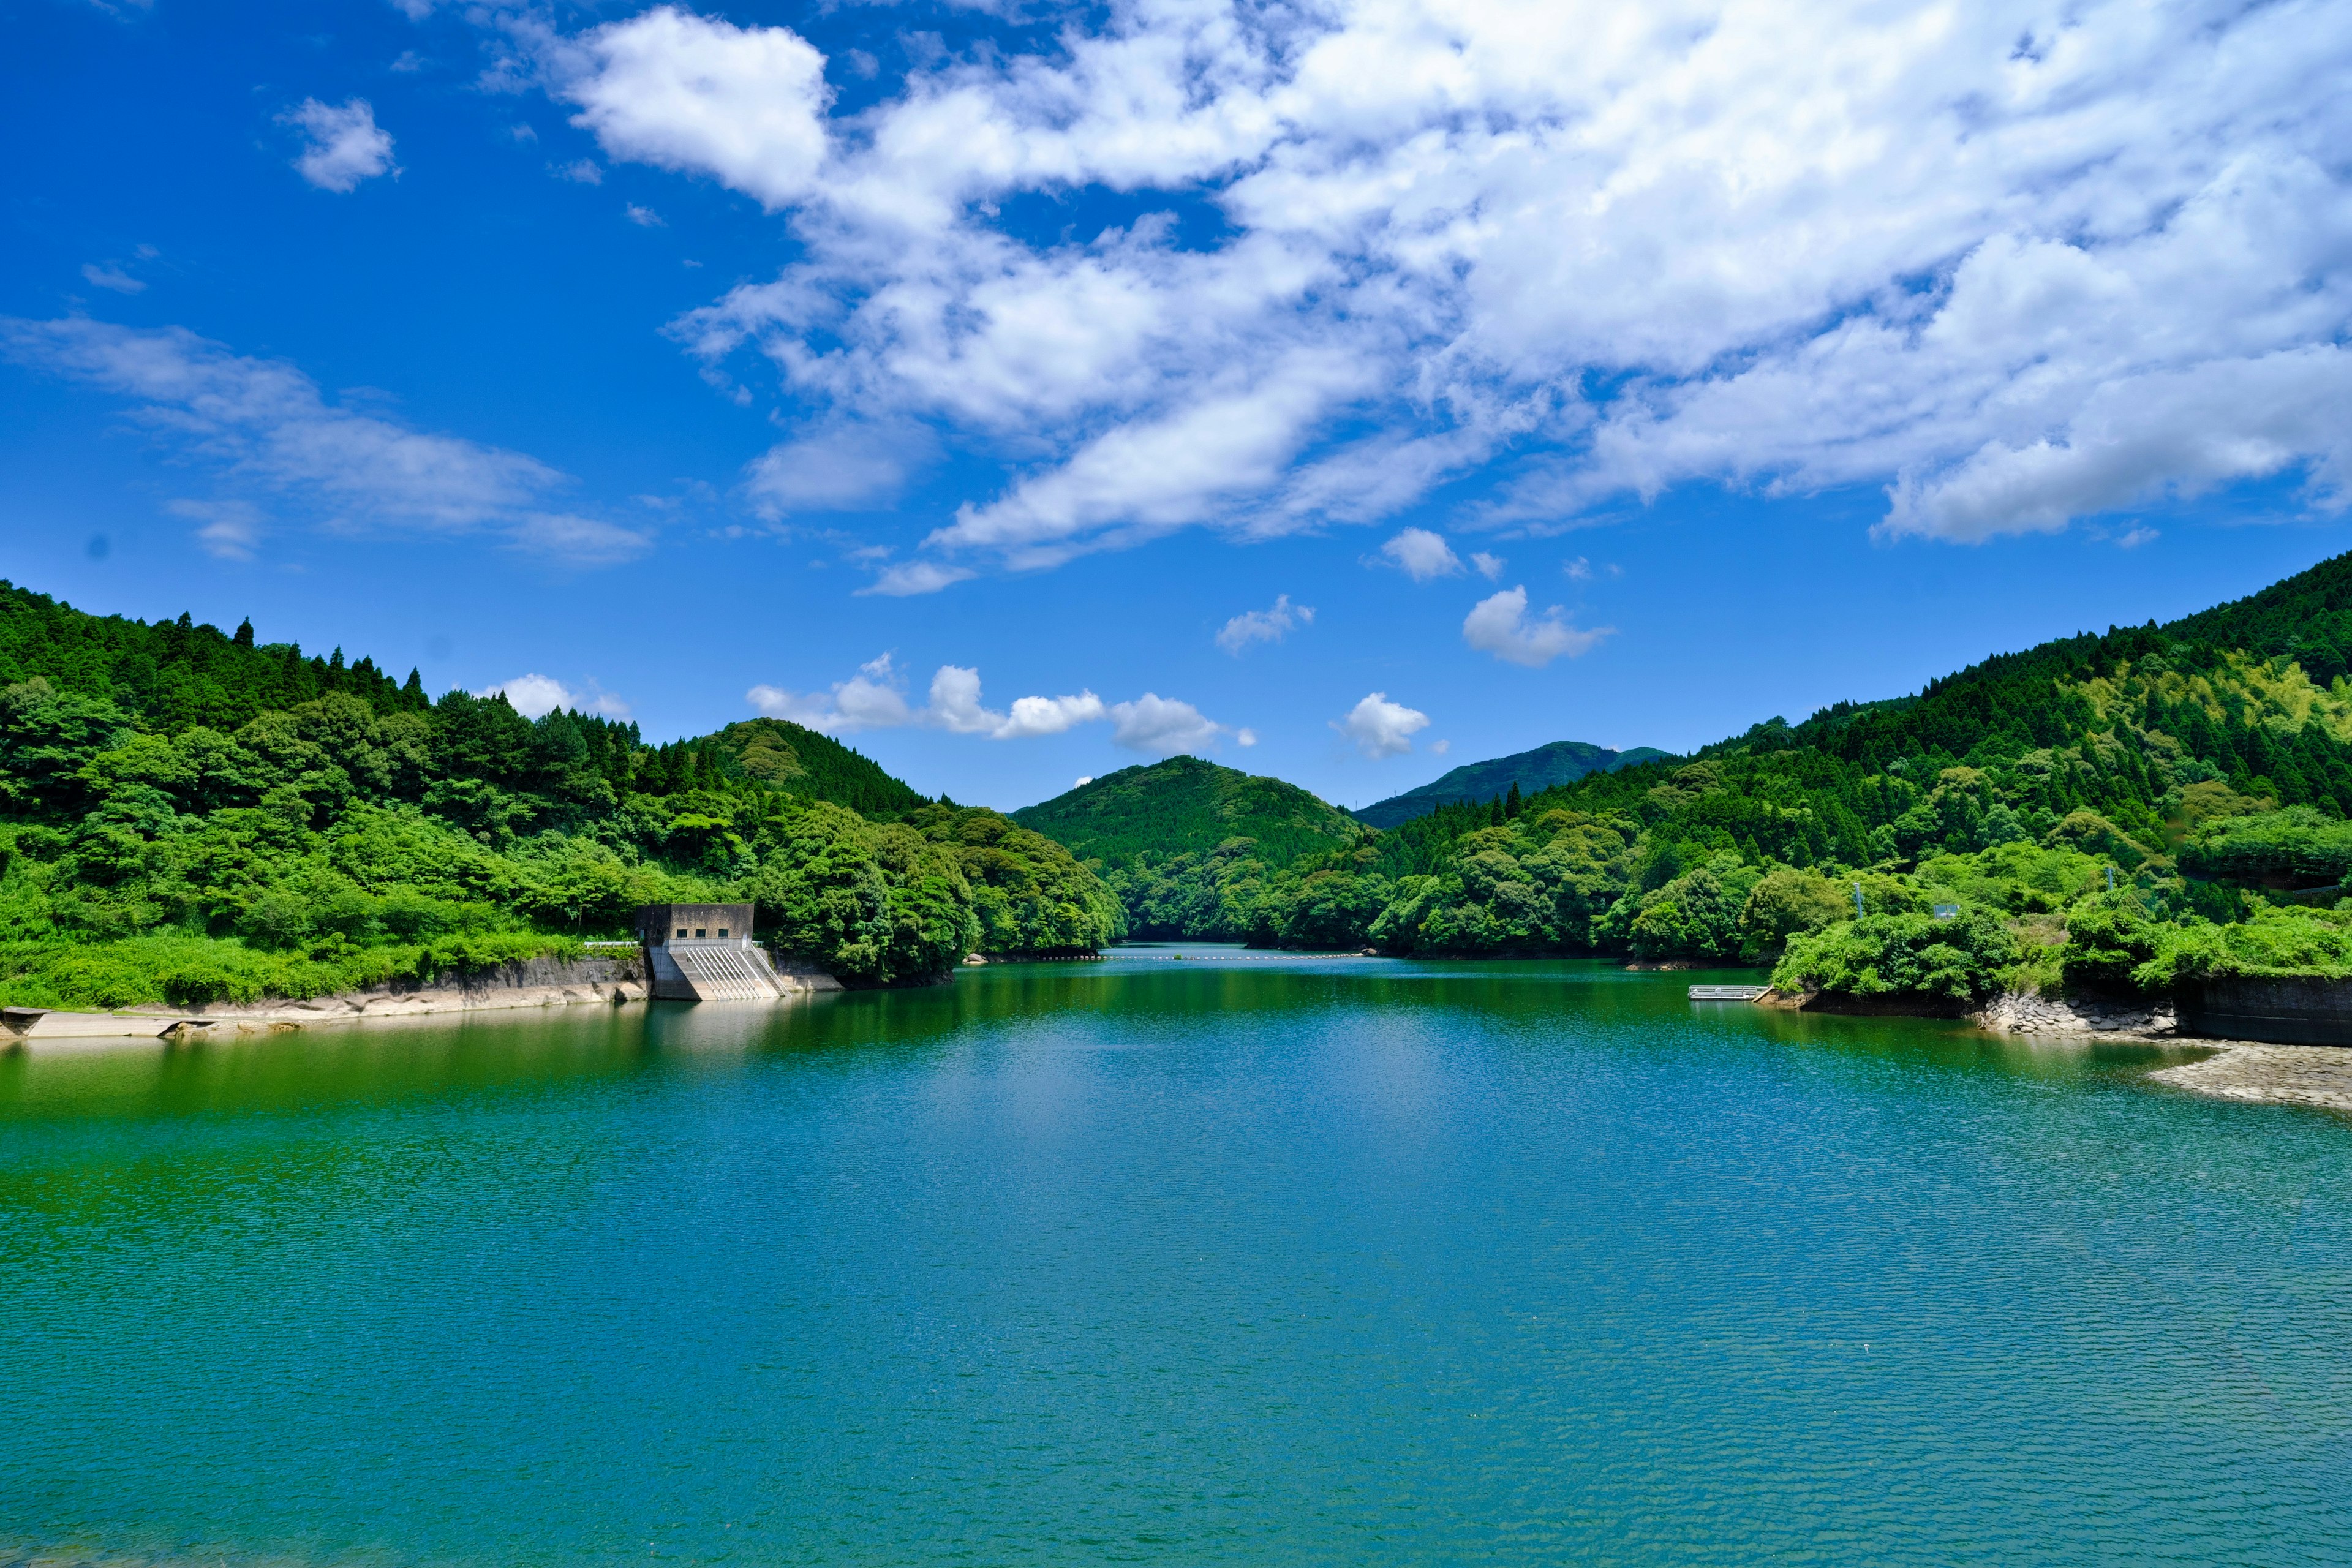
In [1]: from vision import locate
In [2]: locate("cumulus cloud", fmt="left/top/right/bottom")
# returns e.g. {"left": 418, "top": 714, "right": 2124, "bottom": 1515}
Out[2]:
{"left": 498, "top": 0, "right": 2352, "bottom": 583}
{"left": 1216, "top": 593, "right": 1313, "bottom": 655}
{"left": 280, "top": 99, "right": 398, "bottom": 192}
{"left": 747, "top": 654, "right": 915, "bottom": 733}
{"left": 1469, "top": 552, "right": 1506, "bottom": 581}
{"left": 1376, "top": 528, "right": 1462, "bottom": 581}
{"left": 476, "top": 673, "right": 630, "bottom": 719}
{"left": 1334, "top": 693, "right": 1429, "bottom": 759}
{"left": 1110, "top": 693, "right": 1226, "bottom": 756}
{"left": 752, "top": 657, "right": 1200, "bottom": 745}
{"left": 1463, "top": 587, "right": 1611, "bottom": 668}
{"left": 0, "top": 317, "right": 649, "bottom": 564}
{"left": 557, "top": 6, "right": 829, "bottom": 209}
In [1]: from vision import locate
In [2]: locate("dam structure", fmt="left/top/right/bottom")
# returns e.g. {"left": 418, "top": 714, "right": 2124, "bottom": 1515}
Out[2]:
{"left": 635, "top": 903, "right": 835, "bottom": 1001}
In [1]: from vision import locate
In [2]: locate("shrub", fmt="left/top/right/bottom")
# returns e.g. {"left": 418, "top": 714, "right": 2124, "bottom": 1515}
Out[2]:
{"left": 1770, "top": 908, "right": 2017, "bottom": 1002}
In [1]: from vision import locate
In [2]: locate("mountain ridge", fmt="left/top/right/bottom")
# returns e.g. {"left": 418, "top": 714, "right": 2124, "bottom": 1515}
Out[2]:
{"left": 1012, "top": 755, "right": 1363, "bottom": 866}
{"left": 1352, "top": 740, "right": 1671, "bottom": 829}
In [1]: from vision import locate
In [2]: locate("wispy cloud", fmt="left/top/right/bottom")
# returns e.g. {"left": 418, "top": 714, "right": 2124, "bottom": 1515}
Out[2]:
{"left": 80, "top": 262, "right": 146, "bottom": 295}
{"left": 1, "top": 317, "right": 649, "bottom": 565}
{"left": 1216, "top": 593, "right": 1313, "bottom": 655}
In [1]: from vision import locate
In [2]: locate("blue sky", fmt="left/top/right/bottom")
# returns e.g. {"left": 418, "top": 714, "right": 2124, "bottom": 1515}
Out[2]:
{"left": 6, "top": 0, "right": 2351, "bottom": 812}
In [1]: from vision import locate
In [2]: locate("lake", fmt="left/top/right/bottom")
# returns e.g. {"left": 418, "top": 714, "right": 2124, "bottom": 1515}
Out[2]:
{"left": 3, "top": 948, "right": 2348, "bottom": 1565}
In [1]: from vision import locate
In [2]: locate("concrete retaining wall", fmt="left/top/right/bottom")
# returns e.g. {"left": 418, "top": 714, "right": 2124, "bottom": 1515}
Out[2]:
{"left": 2178, "top": 976, "right": 2352, "bottom": 1047}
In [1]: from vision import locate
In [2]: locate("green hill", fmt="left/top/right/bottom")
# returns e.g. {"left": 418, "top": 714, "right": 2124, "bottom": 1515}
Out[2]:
{"left": 0, "top": 581, "right": 1117, "bottom": 1008}
{"left": 1353, "top": 740, "right": 1669, "bottom": 828}
{"left": 1013, "top": 755, "right": 1363, "bottom": 865}
{"left": 1109, "top": 548, "right": 2352, "bottom": 995}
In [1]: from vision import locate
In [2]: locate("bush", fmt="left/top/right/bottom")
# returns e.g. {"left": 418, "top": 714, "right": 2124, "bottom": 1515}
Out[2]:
{"left": 1770, "top": 908, "right": 2017, "bottom": 1002}
{"left": 2133, "top": 904, "right": 2352, "bottom": 986}
{"left": 2059, "top": 892, "right": 2165, "bottom": 989}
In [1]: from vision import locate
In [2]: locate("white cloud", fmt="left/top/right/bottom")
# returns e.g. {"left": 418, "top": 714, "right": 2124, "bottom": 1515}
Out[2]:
{"left": 1469, "top": 551, "right": 1505, "bottom": 581}
{"left": 1109, "top": 693, "right": 1226, "bottom": 756}
{"left": 501, "top": 0, "right": 2352, "bottom": 581}
{"left": 476, "top": 673, "right": 630, "bottom": 720}
{"left": 997, "top": 690, "right": 1109, "bottom": 739}
{"left": 80, "top": 262, "right": 145, "bottom": 295}
{"left": 1215, "top": 593, "right": 1313, "bottom": 655}
{"left": 747, "top": 653, "right": 914, "bottom": 733}
{"left": 748, "top": 420, "right": 924, "bottom": 516}
{"left": 281, "top": 99, "right": 398, "bottom": 192}
{"left": 1564, "top": 557, "right": 1592, "bottom": 581}
{"left": 625, "top": 203, "right": 666, "bottom": 227}
{"left": 1463, "top": 587, "right": 1611, "bottom": 668}
{"left": 555, "top": 159, "right": 603, "bottom": 184}
{"left": 0, "top": 317, "right": 649, "bottom": 565}
{"left": 1377, "top": 528, "right": 1461, "bottom": 581}
{"left": 558, "top": 6, "right": 830, "bottom": 210}
{"left": 1430, "top": 739, "right": 1450, "bottom": 755}
{"left": 1334, "top": 692, "right": 1429, "bottom": 759}
{"left": 1073, "top": 775, "right": 1094, "bottom": 787}
{"left": 1236, "top": 728, "right": 1257, "bottom": 747}
{"left": 167, "top": 498, "right": 264, "bottom": 560}
{"left": 753, "top": 657, "right": 1132, "bottom": 742}
{"left": 864, "top": 560, "right": 975, "bottom": 596}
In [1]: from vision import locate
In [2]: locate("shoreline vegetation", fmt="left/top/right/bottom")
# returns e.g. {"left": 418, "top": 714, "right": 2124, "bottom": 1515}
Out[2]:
{"left": 13, "top": 548, "right": 2352, "bottom": 1072}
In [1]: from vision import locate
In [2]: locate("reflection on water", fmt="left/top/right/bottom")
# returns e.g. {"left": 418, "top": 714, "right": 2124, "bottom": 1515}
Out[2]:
{"left": 1, "top": 948, "right": 2345, "bottom": 1566}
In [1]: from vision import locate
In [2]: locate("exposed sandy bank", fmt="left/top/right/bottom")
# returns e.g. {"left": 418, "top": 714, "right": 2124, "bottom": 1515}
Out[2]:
{"left": 2150, "top": 1046, "right": 2352, "bottom": 1115}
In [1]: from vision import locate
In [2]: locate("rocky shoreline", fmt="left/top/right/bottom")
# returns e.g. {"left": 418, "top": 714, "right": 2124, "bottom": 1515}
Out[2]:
{"left": 1962, "top": 989, "right": 2352, "bottom": 1115}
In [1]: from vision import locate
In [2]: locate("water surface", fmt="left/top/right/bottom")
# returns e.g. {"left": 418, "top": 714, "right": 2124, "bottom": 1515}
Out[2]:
{"left": 2, "top": 949, "right": 2347, "bottom": 1564}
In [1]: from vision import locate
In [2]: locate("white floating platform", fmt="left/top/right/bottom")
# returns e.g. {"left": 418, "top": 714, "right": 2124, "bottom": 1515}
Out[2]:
{"left": 1689, "top": 984, "right": 1771, "bottom": 1001}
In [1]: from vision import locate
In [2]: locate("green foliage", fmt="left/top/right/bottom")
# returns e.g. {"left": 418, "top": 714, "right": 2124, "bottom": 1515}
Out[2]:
{"left": 2059, "top": 892, "right": 2164, "bottom": 989}
{"left": 1019, "top": 548, "right": 2352, "bottom": 997}
{"left": 1771, "top": 910, "right": 2018, "bottom": 1003}
{"left": 0, "top": 930, "right": 582, "bottom": 1012}
{"left": 1016, "top": 755, "right": 1365, "bottom": 865}
{"left": 2133, "top": 905, "right": 2352, "bottom": 986}
{"left": 2179, "top": 806, "right": 2352, "bottom": 886}
{"left": 0, "top": 586, "right": 1118, "bottom": 1003}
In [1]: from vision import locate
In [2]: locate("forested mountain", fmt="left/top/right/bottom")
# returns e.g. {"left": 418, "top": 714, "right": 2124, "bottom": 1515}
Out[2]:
{"left": 1133, "top": 550, "right": 2352, "bottom": 996}
{"left": 1015, "top": 756, "right": 1362, "bottom": 862}
{"left": 0, "top": 582, "right": 1116, "bottom": 1008}
{"left": 1012, "top": 756, "right": 1366, "bottom": 940}
{"left": 1352, "top": 740, "right": 1669, "bottom": 828}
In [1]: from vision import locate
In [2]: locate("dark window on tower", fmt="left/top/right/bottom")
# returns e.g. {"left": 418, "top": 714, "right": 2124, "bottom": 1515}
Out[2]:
{"left": 695, "top": 929, "right": 706, "bottom": 938}
{"left": 717, "top": 927, "right": 729, "bottom": 938}
{"left": 674, "top": 927, "right": 687, "bottom": 939}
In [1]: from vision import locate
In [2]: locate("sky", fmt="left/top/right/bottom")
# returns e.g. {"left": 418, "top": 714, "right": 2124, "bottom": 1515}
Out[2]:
{"left": 4, "top": 0, "right": 2351, "bottom": 813}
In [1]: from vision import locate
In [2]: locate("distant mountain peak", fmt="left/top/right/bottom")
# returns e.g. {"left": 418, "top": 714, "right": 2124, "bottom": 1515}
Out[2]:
{"left": 1012, "top": 754, "right": 1363, "bottom": 865}
{"left": 1353, "top": 739, "right": 1667, "bottom": 829}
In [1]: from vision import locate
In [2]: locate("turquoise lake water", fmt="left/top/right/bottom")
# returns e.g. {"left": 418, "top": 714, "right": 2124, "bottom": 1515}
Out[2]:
{"left": 2, "top": 948, "right": 2348, "bottom": 1565}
